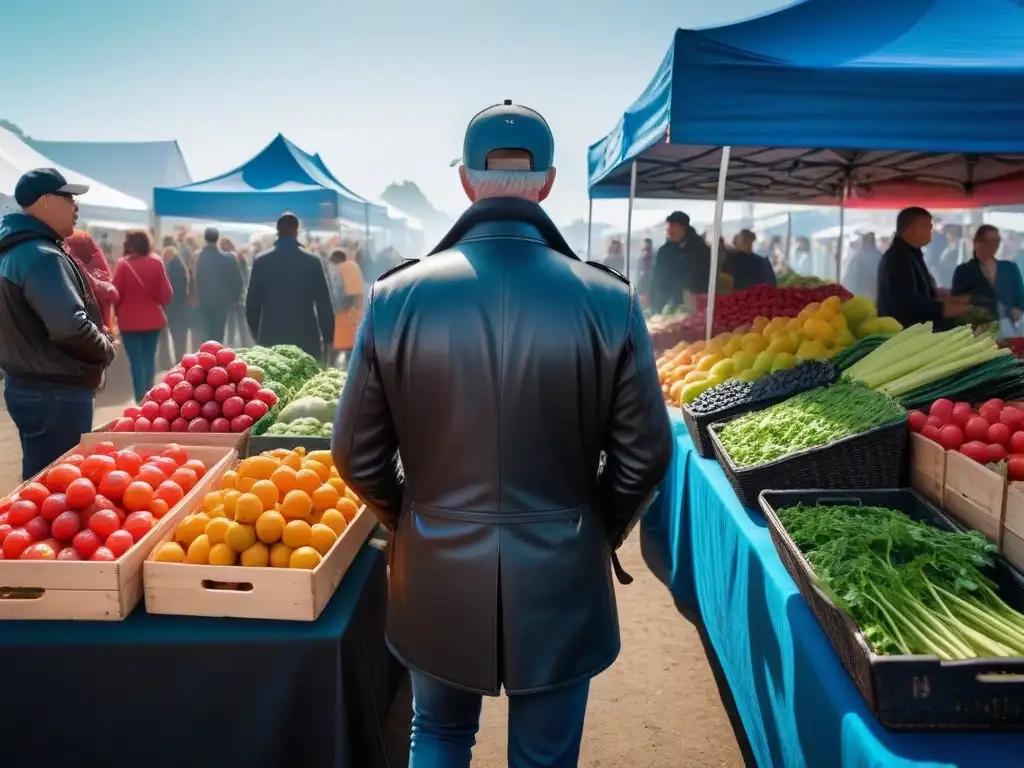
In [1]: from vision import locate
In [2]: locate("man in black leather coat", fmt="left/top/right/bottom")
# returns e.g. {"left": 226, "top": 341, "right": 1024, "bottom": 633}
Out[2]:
{"left": 332, "top": 101, "right": 673, "bottom": 767}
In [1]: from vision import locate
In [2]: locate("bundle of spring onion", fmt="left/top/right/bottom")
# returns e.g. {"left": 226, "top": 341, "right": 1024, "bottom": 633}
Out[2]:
{"left": 843, "top": 322, "right": 1012, "bottom": 397}
{"left": 832, "top": 334, "right": 893, "bottom": 372}
{"left": 780, "top": 502, "right": 1024, "bottom": 659}
{"left": 899, "top": 356, "right": 1024, "bottom": 409}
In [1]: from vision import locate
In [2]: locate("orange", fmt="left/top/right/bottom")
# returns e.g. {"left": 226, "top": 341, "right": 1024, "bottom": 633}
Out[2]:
{"left": 220, "top": 470, "right": 239, "bottom": 491}
{"left": 289, "top": 546, "right": 321, "bottom": 569}
{"left": 294, "top": 469, "right": 321, "bottom": 496}
{"left": 221, "top": 489, "right": 241, "bottom": 517}
{"left": 302, "top": 460, "right": 329, "bottom": 483}
{"left": 269, "top": 466, "right": 298, "bottom": 497}
{"left": 234, "top": 493, "right": 264, "bottom": 524}
{"left": 236, "top": 477, "right": 255, "bottom": 493}
{"left": 238, "top": 455, "right": 279, "bottom": 481}
{"left": 309, "top": 523, "right": 337, "bottom": 555}
{"left": 336, "top": 497, "right": 360, "bottom": 522}
{"left": 175, "top": 513, "right": 210, "bottom": 545}
{"left": 320, "top": 509, "right": 348, "bottom": 536}
{"left": 328, "top": 477, "right": 346, "bottom": 494}
{"left": 280, "top": 490, "right": 312, "bottom": 520}
{"left": 282, "top": 520, "right": 311, "bottom": 548}
{"left": 153, "top": 542, "right": 185, "bottom": 563}
{"left": 185, "top": 533, "right": 211, "bottom": 564}
{"left": 282, "top": 451, "right": 302, "bottom": 471}
{"left": 150, "top": 498, "right": 170, "bottom": 519}
{"left": 250, "top": 480, "right": 279, "bottom": 511}
{"left": 311, "top": 484, "right": 340, "bottom": 513}
{"left": 123, "top": 481, "right": 154, "bottom": 512}
{"left": 269, "top": 542, "right": 294, "bottom": 568}
{"left": 255, "top": 510, "right": 286, "bottom": 544}
{"left": 202, "top": 491, "right": 223, "bottom": 515}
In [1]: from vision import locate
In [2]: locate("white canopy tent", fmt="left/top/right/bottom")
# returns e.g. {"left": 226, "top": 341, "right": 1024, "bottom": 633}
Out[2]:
{"left": 0, "top": 127, "right": 148, "bottom": 222}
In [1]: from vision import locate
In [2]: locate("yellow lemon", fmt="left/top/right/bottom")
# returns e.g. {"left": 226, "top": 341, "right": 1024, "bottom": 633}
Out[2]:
{"left": 202, "top": 491, "right": 223, "bottom": 515}
{"left": 219, "top": 470, "right": 239, "bottom": 491}
{"left": 205, "top": 516, "right": 232, "bottom": 545}
{"left": 328, "top": 477, "right": 346, "bottom": 494}
{"left": 320, "top": 510, "right": 348, "bottom": 536}
{"left": 208, "top": 542, "right": 237, "bottom": 566}
{"left": 751, "top": 350, "right": 775, "bottom": 375}
{"left": 722, "top": 337, "right": 743, "bottom": 357}
{"left": 708, "top": 359, "right": 735, "bottom": 381}
{"left": 221, "top": 490, "right": 241, "bottom": 519}
{"left": 731, "top": 352, "right": 756, "bottom": 373}
{"left": 255, "top": 510, "right": 286, "bottom": 544}
{"left": 311, "top": 484, "right": 340, "bottom": 513}
{"left": 269, "top": 542, "right": 294, "bottom": 568}
{"left": 785, "top": 317, "right": 804, "bottom": 333}
{"left": 802, "top": 318, "right": 834, "bottom": 343}
{"left": 250, "top": 480, "right": 279, "bottom": 511}
{"left": 281, "top": 490, "right": 313, "bottom": 520}
{"left": 185, "top": 534, "right": 211, "bottom": 564}
{"left": 766, "top": 334, "right": 796, "bottom": 355}
{"left": 154, "top": 542, "right": 185, "bottom": 563}
{"left": 282, "top": 520, "right": 312, "bottom": 549}
{"left": 240, "top": 542, "right": 270, "bottom": 567}
{"left": 771, "top": 352, "right": 797, "bottom": 372}
{"left": 796, "top": 340, "right": 828, "bottom": 361}
{"left": 207, "top": 504, "right": 226, "bottom": 519}
{"left": 289, "top": 546, "right": 322, "bottom": 570}
{"left": 740, "top": 333, "right": 767, "bottom": 355}
{"left": 751, "top": 315, "right": 770, "bottom": 333}
{"left": 234, "top": 493, "right": 264, "bottom": 524}
{"left": 175, "top": 513, "right": 210, "bottom": 546}
{"left": 309, "top": 523, "right": 338, "bottom": 555}
{"left": 822, "top": 295, "right": 842, "bottom": 312}
{"left": 305, "top": 450, "right": 334, "bottom": 468}
{"left": 225, "top": 521, "right": 257, "bottom": 553}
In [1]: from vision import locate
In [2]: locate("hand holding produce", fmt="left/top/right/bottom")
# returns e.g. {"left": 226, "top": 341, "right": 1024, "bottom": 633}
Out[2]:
{"left": 154, "top": 447, "right": 361, "bottom": 569}
{"left": 0, "top": 443, "right": 207, "bottom": 561}
{"left": 717, "top": 380, "right": 905, "bottom": 468}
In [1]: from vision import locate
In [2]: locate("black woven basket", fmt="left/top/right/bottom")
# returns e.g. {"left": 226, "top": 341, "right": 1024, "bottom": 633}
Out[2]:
{"left": 683, "top": 394, "right": 792, "bottom": 459}
{"left": 759, "top": 489, "right": 1024, "bottom": 730}
{"left": 707, "top": 417, "right": 908, "bottom": 508}
{"left": 245, "top": 434, "right": 332, "bottom": 457}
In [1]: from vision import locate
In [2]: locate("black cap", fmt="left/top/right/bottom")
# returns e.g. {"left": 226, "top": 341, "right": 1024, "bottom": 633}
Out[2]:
{"left": 14, "top": 168, "right": 89, "bottom": 207}
{"left": 204, "top": 226, "right": 220, "bottom": 242}
{"left": 666, "top": 211, "right": 690, "bottom": 226}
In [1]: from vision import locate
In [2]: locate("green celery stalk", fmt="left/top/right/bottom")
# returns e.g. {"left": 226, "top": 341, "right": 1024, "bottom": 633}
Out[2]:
{"left": 845, "top": 323, "right": 932, "bottom": 379}
{"left": 881, "top": 347, "right": 1011, "bottom": 396}
{"left": 857, "top": 327, "right": 974, "bottom": 389}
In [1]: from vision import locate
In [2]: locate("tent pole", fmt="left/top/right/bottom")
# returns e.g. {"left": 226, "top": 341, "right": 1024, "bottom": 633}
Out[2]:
{"left": 586, "top": 197, "right": 594, "bottom": 260}
{"left": 836, "top": 187, "right": 847, "bottom": 284}
{"left": 784, "top": 213, "right": 792, "bottom": 270}
{"left": 706, "top": 146, "right": 732, "bottom": 342}
{"left": 364, "top": 203, "right": 371, "bottom": 258}
{"left": 625, "top": 161, "right": 637, "bottom": 280}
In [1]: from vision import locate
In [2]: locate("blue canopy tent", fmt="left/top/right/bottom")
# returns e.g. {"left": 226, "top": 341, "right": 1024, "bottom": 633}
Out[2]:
{"left": 153, "top": 134, "right": 387, "bottom": 233}
{"left": 587, "top": 0, "right": 1024, "bottom": 332}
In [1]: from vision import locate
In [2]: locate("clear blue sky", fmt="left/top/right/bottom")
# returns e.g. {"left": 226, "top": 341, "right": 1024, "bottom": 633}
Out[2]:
{"left": 2, "top": 0, "right": 791, "bottom": 225}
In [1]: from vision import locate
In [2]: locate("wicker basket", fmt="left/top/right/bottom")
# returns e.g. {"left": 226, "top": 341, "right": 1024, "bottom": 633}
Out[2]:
{"left": 708, "top": 417, "right": 908, "bottom": 508}
{"left": 683, "top": 395, "right": 791, "bottom": 459}
{"left": 759, "top": 488, "right": 1024, "bottom": 730}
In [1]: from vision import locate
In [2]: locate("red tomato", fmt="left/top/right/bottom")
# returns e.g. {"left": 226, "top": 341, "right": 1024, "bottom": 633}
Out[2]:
{"left": 965, "top": 417, "right": 992, "bottom": 443}
{"left": 149, "top": 456, "right": 179, "bottom": 477}
{"left": 65, "top": 478, "right": 97, "bottom": 509}
{"left": 989, "top": 423, "right": 1012, "bottom": 447}
{"left": 979, "top": 403, "right": 1003, "bottom": 425}
{"left": 1010, "top": 432, "right": 1024, "bottom": 455}
{"left": 7, "top": 500, "right": 39, "bottom": 527}
{"left": 1009, "top": 455, "right": 1024, "bottom": 482}
{"left": 64, "top": 454, "right": 85, "bottom": 467}
{"left": 123, "top": 482, "right": 154, "bottom": 512}
{"left": 24, "top": 516, "right": 50, "bottom": 541}
{"left": 19, "top": 483, "right": 50, "bottom": 507}
{"left": 170, "top": 467, "right": 199, "bottom": 492}
{"left": 921, "top": 425, "right": 942, "bottom": 443}
{"left": 988, "top": 443, "right": 1008, "bottom": 464}
{"left": 79, "top": 454, "right": 116, "bottom": 484}
{"left": 924, "top": 416, "right": 944, "bottom": 431}
{"left": 114, "top": 450, "right": 143, "bottom": 477}
{"left": 39, "top": 493, "right": 68, "bottom": 522}
{"left": 50, "top": 511, "right": 81, "bottom": 542}
{"left": 959, "top": 441, "right": 990, "bottom": 465}
{"left": 951, "top": 402, "right": 974, "bottom": 428}
{"left": 89, "top": 546, "right": 116, "bottom": 562}
{"left": 98, "top": 470, "right": 132, "bottom": 502}
{"left": 105, "top": 530, "right": 135, "bottom": 558}
{"left": 0, "top": 524, "right": 11, "bottom": 546}
{"left": 929, "top": 399, "right": 954, "bottom": 424}
{"left": 937, "top": 425, "right": 965, "bottom": 451}
{"left": 122, "top": 511, "right": 154, "bottom": 542}
{"left": 161, "top": 444, "right": 188, "bottom": 466}
{"left": 908, "top": 411, "right": 928, "bottom": 433}
{"left": 153, "top": 481, "right": 184, "bottom": 509}
{"left": 182, "top": 459, "right": 206, "bottom": 479}
{"left": 21, "top": 541, "right": 57, "bottom": 560}
{"left": 57, "top": 547, "right": 81, "bottom": 561}
{"left": 1000, "top": 407, "right": 1024, "bottom": 432}
{"left": 72, "top": 529, "right": 101, "bottom": 559}
{"left": 135, "top": 465, "right": 167, "bottom": 491}
{"left": 87, "top": 509, "right": 120, "bottom": 540}
{"left": 94, "top": 441, "right": 117, "bottom": 455}
{"left": 46, "top": 464, "right": 82, "bottom": 493}
{"left": 2, "top": 528, "right": 32, "bottom": 558}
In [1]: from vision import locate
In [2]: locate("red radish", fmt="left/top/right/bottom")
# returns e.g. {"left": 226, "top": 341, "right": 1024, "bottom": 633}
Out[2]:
{"left": 180, "top": 400, "right": 202, "bottom": 420}
{"left": 151, "top": 417, "right": 171, "bottom": 432}
{"left": 222, "top": 396, "right": 245, "bottom": 420}
{"left": 244, "top": 399, "right": 269, "bottom": 421}
{"left": 197, "top": 352, "right": 217, "bottom": 370}
{"left": 255, "top": 388, "right": 279, "bottom": 407}
{"left": 990, "top": 423, "right": 1012, "bottom": 446}
{"left": 171, "top": 381, "right": 194, "bottom": 403}
{"left": 140, "top": 401, "right": 160, "bottom": 420}
{"left": 134, "top": 417, "right": 152, "bottom": 432}
{"left": 200, "top": 401, "right": 221, "bottom": 421}
{"left": 159, "top": 400, "right": 180, "bottom": 421}
{"left": 230, "top": 414, "right": 254, "bottom": 433}
{"left": 181, "top": 353, "right": 199, "bottom": 369}
{"left": 226, "top": 359, "right": 248, "bottom": 382}
{"left": 960, "top": 441, "right": 990, "bottom": 464}
{"left": 211, "top": 417, "right": 231, "bottom": 433}
{"left": 188, "top": 417, "right": 211, "bottom": 433}
{"left": 123, "top": 405, "right": 141, "bottom": 419}
{"left": 199, "top": 340, "right": 223, "bottom": 354}
{"left": 937, "top": 425, "right": 964, "bottom": 451}
{"left": 1010, "top": 455, "right": 1024, "bottom": 482}
{"left": 206, "top": 367, "right": 229, "bottom": 388}
{"left": 988, "top": 443, "right": 1008, "bottom": 463}
{"left": 908, "top": 411, "right": 928, "bottom": 432}
{"left": 215, "top": 348, "right": 235, "bottom": 365}
{"left": 951, "top": 402, "right": 973, "bottom": 428}
{"left": 921, "top": 425, "right": 941, "bottom": 443}
{"left": 214, "top": 384, "right": 236, "bottom": 403}
{"left": 149, "top": 383, "right": 172, "bottom": 403}
{"left": 194, "top": 384, "right": 214, "bottom": 403}
{"left": 170, "top": 417, "right": 190, "bottom": 432}
{"left": 164, "top": 371, "right": 185, "bottom": 388}
{"left": 929, "top": 399, "right": 954, "bottom": 424}
{"left": 236, "top": 378, "right": 260, "bottom": 400}
{"left": 185, "top": 365, "right": 207, "bottom": 386}
{"left": 964, "top": 417, "right": 991, "bottom": 443}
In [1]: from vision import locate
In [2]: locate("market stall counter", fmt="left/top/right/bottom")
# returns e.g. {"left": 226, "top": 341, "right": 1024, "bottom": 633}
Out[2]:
{"left": 645, "top": 416, "right": 1024, "bottom": 767}
{"left": 0, "top": 544, "right": 401, "bottom": 768}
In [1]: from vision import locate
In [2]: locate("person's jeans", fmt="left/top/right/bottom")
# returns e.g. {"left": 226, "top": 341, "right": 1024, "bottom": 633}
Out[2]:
{"left": 409, "top": 672, "right": 590, "bottom": 768}
{"left": 4, "top": 380, "right": 94, "bottom": 480}
{"left": 200, "top": 306, "right": 229, "bottom": 345}
{"left": 121, "top": 330, "right": 161, "bottom": 403}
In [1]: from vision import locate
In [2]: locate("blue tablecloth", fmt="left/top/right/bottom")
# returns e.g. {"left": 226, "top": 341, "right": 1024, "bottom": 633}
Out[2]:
{"left": 0, "top": 545, "right": 402, "bottom": 768}
{"left": 646, "top": 417, "right": 1024, "bottom": 767}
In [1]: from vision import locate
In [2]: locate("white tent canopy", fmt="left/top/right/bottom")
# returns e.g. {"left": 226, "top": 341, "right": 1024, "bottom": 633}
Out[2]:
{"left": 0, "top": 127, "right": 148, "bottom": 221}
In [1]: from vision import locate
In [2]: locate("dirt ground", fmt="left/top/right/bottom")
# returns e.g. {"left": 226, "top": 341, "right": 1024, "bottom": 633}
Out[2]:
{"left": 0, "top": 350, "right": 745, "bottom": 768}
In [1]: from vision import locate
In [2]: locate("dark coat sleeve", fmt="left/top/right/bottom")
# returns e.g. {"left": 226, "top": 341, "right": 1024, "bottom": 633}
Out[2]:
{"left": 598, "top": 289, "right": 674, "bottom": 550}
{"left": 332, "top": 286, "right": 403, "bottom": 529}
{"left": 877, "top": 252, "right": 943, "bottom": 328}
{"left": 1005, "top": 262, "right": 1024, "bottom": 314}
{"left": 951, "top": 262, "right": 971, "bottom": 298}
{"left": 310, "top": 258, "right": 335, "bottom": 353}
{"left": 244, "top": 258, "right": 264, "bottom": 340}
{"left": 23, "top": 255, "right": 114, "bottom": 366}
{"left": 649, "top": 248, "right": 670, "bottom": 311}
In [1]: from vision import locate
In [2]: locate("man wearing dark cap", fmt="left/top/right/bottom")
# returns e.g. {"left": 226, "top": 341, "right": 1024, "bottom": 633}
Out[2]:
{"left": 650, "top": 210, "right": 712, "bottom": 312}
{"left": 0, "top": 169, "right": 116, "bottom": 478}
{"left": 193, "top": 225, "right": 243, "bottom": 343}
{"left": 333, "top": 100, "right": 672, "bottom": 766}
{"left": 245, "top": 212, "right": 334, "bottom": 359}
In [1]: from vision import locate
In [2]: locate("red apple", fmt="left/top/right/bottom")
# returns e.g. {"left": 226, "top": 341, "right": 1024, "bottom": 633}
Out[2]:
{"left": 123, "top": 405, "right": 141, "bottom": 419}
{"left": 244, "top": 399, "right": 269, "bottom": 421}
{"left": 188, "top": 417, "right": 211, "bottom": 433}
{"left": 185, "top": 365, "right": 207, "bottom": 386}
{"left": 159, "top": 400, "right": 180, "bottom": 421}
{"left": 226, "top": 359, "right": 248, "bottom": 383}
{"left": 236, "top": 377, "right": 261, "bottom": 400}
{"left": 211, "top": 417, "right": 231, "bottom": 433}
{"left": 254, "top": 388, "right": 279, "bottom": 407}
{"left": 180, "top": 353, "right": 199, "bottom": 369}
{"left": 150, "top": 383, "right": 172, "bottom": 403}
{"left": 199, "top": 340, "right": 223, "bottom": 354}
{"left": 180, "top": 400, "right": 202, "bottom": 420}
{"left": 215, "top": 348, "right": 235, "bottom": 365}
{"left": 200, "top": 401, "right": 221, "bottom": 421}
{"left": 170, "top": 417, "right": 190, "bottom": 432}
{"left": 151, "top": 417, "right": 171, "bottom": 432}
{"left": 194, "top": 383, "right": 214, "bottom": 403}
{"left": 214, "top": 384, "right": 236, "bottom": 403}
{"left": 221, "top": 396, "right": 245, "bottom": 420}
{"left": 206, "top": 367, "right": 229, "bottom": 388}
{"left": 164, "top": 371, "right": 185, "bottom": 388}
{"left": 140, "top": 401, "right": 160, "bottom": 420}
{"left": 134, "top": 417, "right": 152, "bottom": 432}
{"left": 197, "top": 352, "right": 217, "bottom": 370}
{"left": 230, "top": 414, "right": 254, "bottom": 433}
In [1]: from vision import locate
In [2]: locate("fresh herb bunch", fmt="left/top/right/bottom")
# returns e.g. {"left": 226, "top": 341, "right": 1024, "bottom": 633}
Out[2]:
{"left": 779, "top": 503, "right": 1024, "bottom": 659}
{"left": 718, "top": 380, "right": 905, "bottom": 468}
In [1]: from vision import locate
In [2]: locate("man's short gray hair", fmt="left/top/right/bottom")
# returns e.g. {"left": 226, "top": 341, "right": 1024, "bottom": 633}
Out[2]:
{"left": 463, "top": 169, "right": 549, "bottom": 202}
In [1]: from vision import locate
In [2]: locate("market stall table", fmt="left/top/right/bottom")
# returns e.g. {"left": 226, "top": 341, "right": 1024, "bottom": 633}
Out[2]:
{"left": 0, "top": 545, "right": 401, "bottom": 768}
{"left": 644, "top": 415, "right": 1024, "bottom": 767}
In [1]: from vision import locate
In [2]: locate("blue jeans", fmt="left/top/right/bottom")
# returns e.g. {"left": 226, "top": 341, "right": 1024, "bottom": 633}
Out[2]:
{"left": 409, "top": 672, "right": 590, "bottom": 768}
{"left": 4, "top": 380, "right": 94, "bottom": 480}
{"left": 121, "top": 330, "right": 161, "bottom": 403}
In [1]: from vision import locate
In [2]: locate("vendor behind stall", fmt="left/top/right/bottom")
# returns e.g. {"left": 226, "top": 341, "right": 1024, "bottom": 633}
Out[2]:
{"left": 876, "top": 207, "right": 969, "bottom": 330}
{"left": 649, "top": 211, "right": 711, "bottom": 312}
{"left": 951, "top": 224, "right": 1024, "bottom": 332}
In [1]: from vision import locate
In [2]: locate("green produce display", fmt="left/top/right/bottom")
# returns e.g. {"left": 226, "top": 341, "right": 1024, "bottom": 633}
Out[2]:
{"left": 776, "top": 270, "right": 835, "bottom": 288}
{"left": 779, "top": 503, "right": 1024, "bottom": 659}
{"left": 235, "top": 346, "right": 312, "bottom": 392}
{"left": 266, "top": 416, "right": 334, "bottom": 438}
{"left": 262, "top": 368, "right": 347, "bottom": 437}
{"left": 717, "top": 381, "right": 905, "bottom": 468}
{"left": 898, "top": 356, "right": 1024, "bottom": 409}
{"left": 831, "top": 334, "right": 892, "bottom": 372}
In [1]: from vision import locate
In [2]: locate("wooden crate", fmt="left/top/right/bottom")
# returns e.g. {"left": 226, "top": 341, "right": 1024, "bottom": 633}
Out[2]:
{"left": 908, "top": 433, "right": 946, "bottom": 505}
{"left": 0, "top": 444, "right": 236, "bottom": 621}
{"left": 943, "top": 451, "right": 1006, "bottom": 545}
{"left": 87, "top": 428, "right": 250, "bottom": 453}
{"left": 144, "top": 484, "right": 376, "bottom": 621}
{"left": 1002, "top": 483, "right": 1024, "bottom": 571}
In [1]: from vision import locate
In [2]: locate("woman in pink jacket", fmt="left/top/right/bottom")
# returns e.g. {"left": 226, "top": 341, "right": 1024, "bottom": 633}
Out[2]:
{"left": 65, "top": 230, "right": 118, "bottom": 332}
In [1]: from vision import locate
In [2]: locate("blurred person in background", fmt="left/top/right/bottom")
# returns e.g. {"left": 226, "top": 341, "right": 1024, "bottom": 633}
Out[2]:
{"left": 162, "top": 245, "right": 191, "bottom": 362}
{"left": 604, "top": 238, "right": 624, "bottom": 273}
{"left": 193, "top": 227, "right": 244, "bottom": 344}
{"left": 113, "top": 230, "right": 172, "bottom": 403}
{"left": 841, "top": 232, "right": 883, "bottom": 302}
{"left": 726, "top": 229, "right": 776, "bottom": 290}
{"left": 0, "top": 168, "right": 115, "bottom": 478}
{"left": 65, "top": 230, "right": 118, "bottom": 331}
{"left": 935, "top": 224, "right": 963, "bottom": 288}
{"left": 650, "top": 211, "right": 710, "bottom": 312}
{"left": 246, "top": 212, "right": 334, "bottom": 360}
{"left": 328, "top": 248, "right": 365, "bottom": 363}
{"left": 952, "top": 225, "right": 1024, "bottom": 329}
{"left": 788, "top": 236, "right": 811, "bottom": 275}
{"left": 220, "top": 237, "right": 250, "bottom": 347}
{"left": 636, "top": 237, "right": 654, "bottom": 300}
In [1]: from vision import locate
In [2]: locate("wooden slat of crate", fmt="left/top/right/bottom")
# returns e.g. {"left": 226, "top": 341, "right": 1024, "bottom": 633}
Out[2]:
{"left": 943, "top": 451, "right": 1006, "bottom": 545}
{"left": 86, "top": 428, "right": 250, "bottom": 454}
{"left": 908, "top": 433, "right": 946, "bottom": 505}
{"left": 0, "top": 444, "right": 235, "bottom": 621}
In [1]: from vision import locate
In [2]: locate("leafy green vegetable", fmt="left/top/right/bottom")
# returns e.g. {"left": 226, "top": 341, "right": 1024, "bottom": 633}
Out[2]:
{"left": 718, "top": 381, "right": 905, "bottom": 468}
{"left": 269, "top": 344, "right": 321, "bottom": 383}
{"left": 266, "top": 416, "right": 332, "bottom": 437}
{"left": 779, "top": 503, "right": 1024, "bottom": 659}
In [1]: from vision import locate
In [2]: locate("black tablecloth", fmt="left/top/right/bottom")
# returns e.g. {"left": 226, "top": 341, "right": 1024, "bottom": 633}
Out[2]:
{"left": 0, "top": 545, "right": 402, "bottom": 768}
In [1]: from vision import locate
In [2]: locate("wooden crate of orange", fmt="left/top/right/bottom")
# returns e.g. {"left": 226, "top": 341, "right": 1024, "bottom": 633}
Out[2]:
{"left": 143, "top": 446, "right": 376, "bottom": 621}
{"left": 0, "top": 439, "right": 235, "bottom": 620}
